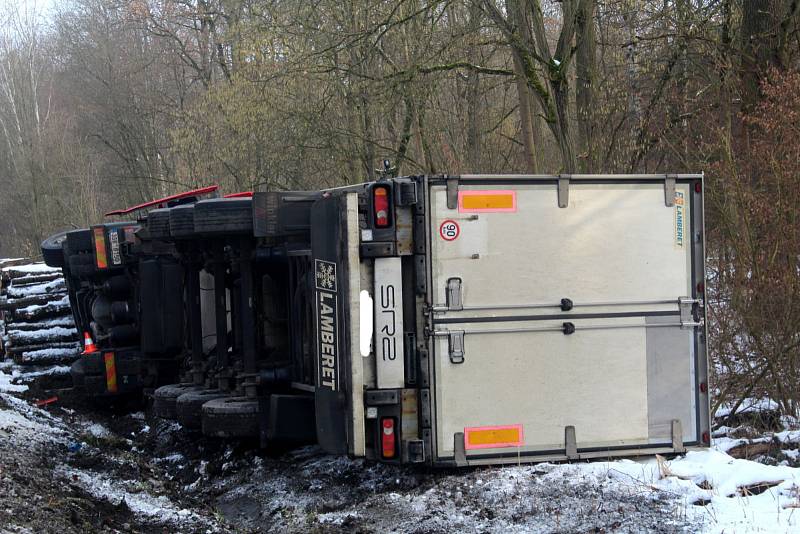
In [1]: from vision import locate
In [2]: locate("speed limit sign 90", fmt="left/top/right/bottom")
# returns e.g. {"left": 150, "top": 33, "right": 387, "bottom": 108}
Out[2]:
{"left": 439, "top": 220, "right": 460, "bottom": 241}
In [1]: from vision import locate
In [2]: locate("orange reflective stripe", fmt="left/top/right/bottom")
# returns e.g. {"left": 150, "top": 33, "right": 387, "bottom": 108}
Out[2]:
{"left": 458, "top": 190, "right": 517, "bottom": 212}
{"left": 104, "top": 352, "right": 118, "bottom": 393}
{"left": 93, "top": 227, "right": 108, "bottom": 269}
{"left": 464, "top": 424, "right": 524, "bottom": 449}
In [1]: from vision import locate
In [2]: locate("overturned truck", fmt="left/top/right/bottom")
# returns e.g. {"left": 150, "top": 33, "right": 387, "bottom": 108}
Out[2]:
{"left": 43, "top": 173, "right": 710, "bottom": 466}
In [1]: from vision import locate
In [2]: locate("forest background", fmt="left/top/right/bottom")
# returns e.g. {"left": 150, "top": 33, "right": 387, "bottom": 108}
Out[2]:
{"left": 0, "top": 0, "right": 798, "bottom": 418}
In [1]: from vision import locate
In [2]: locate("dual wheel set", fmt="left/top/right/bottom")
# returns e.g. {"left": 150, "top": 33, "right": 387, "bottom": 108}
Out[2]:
{"left": 153, "top": 384, "right": 259, "bottom": 438}
{"left": 147, "top": 196, "right": 266, "bottom": 439}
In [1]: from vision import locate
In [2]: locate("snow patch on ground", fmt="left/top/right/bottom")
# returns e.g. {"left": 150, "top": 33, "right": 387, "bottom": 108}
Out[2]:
{"left": 58, "top": 466, "right": 211, "bottom": 527}
{"left": 0, "top": 369, "right": 28, "bottom": 392}
{"left": 776, "top": 430, "right": 800, "bottom": 445}
{"left": 0, "top": 392, "right": 69, "bottom": 445}
{"left": 85, "top": 423, "right": 111, "bottom": 439}
{"left": 716, "top": 398, "right": 781, "bottom": 419}
{"left": 664, "top": 452, "right": 800, "bottom": 533}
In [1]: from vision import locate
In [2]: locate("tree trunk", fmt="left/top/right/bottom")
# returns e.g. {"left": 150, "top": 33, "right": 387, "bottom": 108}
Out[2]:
{"left": 575, "top": 0, "right": 596, "bottom": 172}
{"left": 7, "top": 273, "right": 62, "bottom": 286}
{"left": 14, "top": 347, "right": 80, "bottom": 365}
{"left": 740, "top": 0, "right": 781, "bottom": 110}
{"left": 623, "top": 3, "right": 642, "bottom": 151}
{"left": 5, "top": 328, "right": 79, "bottom": 347}
{"left": 0, "top": 292, "right": 67, "bottom": 311}
{"left": 465, "top": 1, "right": 483, "bottom": 171}
{"left": 508, "top": 0, "right": 540, "bottom": 173}
{"left": 5, "top": 341, "right": 81, "bottom": 355}
{"left": 4, "top": 319, "right": 74, "bottom": 332}
{"left": 12, "top": 299, "right": 70, "bottom": 321}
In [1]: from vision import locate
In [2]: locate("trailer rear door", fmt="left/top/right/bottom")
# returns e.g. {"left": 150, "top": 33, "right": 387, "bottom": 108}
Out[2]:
{"left": 426, "top": 175, "right": 708, "bottom": 464}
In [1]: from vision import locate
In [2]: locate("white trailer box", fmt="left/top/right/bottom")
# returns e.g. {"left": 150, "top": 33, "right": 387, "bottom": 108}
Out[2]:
{"left": 306, "top": 174, "right": 708, "bottom": 466}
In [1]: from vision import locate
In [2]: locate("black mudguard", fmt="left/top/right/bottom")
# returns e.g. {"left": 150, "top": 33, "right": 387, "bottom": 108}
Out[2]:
{"left": 310, "top": 196, "right": 349, "bottom": 454}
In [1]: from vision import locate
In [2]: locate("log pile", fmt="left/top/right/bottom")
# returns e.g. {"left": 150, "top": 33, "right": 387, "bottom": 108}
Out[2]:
{"left": 0, "top": 259, "right": 80, "bottom": 366}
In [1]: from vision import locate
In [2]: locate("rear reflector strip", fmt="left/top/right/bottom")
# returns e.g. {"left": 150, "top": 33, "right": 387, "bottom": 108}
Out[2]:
{"left": 458, "top": 190, "right": 516, "bottom": 213}
{"left": 104, "top": 352, "right": 118, "bottom": 393}
{"left": 93, "top": 227, "right": 108, "bottom": 269}
{"left": 464, "top": 424, "right": 524, "bottom": 450}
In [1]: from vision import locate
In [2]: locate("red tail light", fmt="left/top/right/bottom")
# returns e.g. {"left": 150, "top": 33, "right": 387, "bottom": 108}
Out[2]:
{"left": 381, "top": 417, "right": 396, "bottom": 459}
{"left": 373, "top": 186, "right": 391, "bottom": 228}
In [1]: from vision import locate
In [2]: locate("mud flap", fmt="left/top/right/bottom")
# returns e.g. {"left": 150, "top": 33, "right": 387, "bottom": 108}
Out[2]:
{"left": 310, "top": 196, "right": 349, "bottom": 454}
{"left": 72, "top": 350, "right": 142, "bottom": 397}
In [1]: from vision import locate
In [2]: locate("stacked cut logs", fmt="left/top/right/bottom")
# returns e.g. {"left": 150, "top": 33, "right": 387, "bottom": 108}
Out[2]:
{"left": 0, "top": 258, "right": 80, "bottom": 365}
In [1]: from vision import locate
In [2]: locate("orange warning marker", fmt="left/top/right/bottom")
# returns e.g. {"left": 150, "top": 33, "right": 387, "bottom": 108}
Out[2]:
{"left": 104, "top": 352, "right": 118, "bottom": 393}
{"left": 81, "top": 331, "right": 98, "bottom": 354}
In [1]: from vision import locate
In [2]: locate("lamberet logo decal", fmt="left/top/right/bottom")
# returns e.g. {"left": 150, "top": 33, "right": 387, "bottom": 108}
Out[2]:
{"left": 674, "top": 191, "right": 685, "bottom": 248}
{"left": 315, "top": 259, "right": 338, "bottom": 391}
{"left": 315, "top": 259, "right": 337, "bottom": 292}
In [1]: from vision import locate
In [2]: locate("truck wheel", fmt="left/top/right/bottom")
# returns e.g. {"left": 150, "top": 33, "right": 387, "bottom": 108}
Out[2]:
{"left": 193, "top": 198, "right": 253, "bottom": 236}
{"left": 202, "top": 396, "right": 259, "bottom": 438}
{"left": 175, "top": 389, "right": 228, "bottom": 430}
{"left": 65, "top": 229, "right": 93, "bottom": 254}
{"left": 146, "top": 208, "right": 172, "bottom": 239}
{"left": 169, "top": 204, "right": 195, "bottom": 238}
{"left": 152, "top": 383, "right": 204, "bottom": 420}
{"left": 41, "top": 230, "right": 69, "bottom": 268}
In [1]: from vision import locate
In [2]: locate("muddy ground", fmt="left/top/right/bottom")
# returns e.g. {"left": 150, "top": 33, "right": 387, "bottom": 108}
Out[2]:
{"left": 1, "top": 368, "right": 704, "bottom": 533}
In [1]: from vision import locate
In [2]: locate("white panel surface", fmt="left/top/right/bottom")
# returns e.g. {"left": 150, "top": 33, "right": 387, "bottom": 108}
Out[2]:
{"left": 374, "top": 257, "right": 405, "bottom": 388}
{"left": 431, "top": 183, "right": 692, "bottom": 309}
{"left": 429, "top": 181, "right": 692, "bottom": 457}
{"left": 434, "top": 319, "right": 650, "bottom": 454}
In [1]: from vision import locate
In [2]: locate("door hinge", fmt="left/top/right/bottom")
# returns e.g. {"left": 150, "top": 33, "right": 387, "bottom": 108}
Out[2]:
{"left": 446, "top": 177, "right": 459, "bottom": 210}
{"left": 678, "top": 296, "right": 703, "bottom": 328}
{"left": 671, "top": 419, "right": 686, "bottom": 453}
{"left": 448, "top": 330, "right": 465, "bottom": 364}
{"left": 396, "top": 180, "right": 418, "bottom": 206}
{"left": 664, "top": 175, "right": 677, "bottom": 207}
{"left": 558, "top": 175, "right": 570, "bottom": 208}
{"left": 446, "top": 277, "right": 463, "bottom": 311}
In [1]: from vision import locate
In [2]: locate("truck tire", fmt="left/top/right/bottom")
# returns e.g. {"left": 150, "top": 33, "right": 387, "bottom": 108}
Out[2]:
{"left": 202, "top": 396, "right": 259, "bottom": 438}
{"left": 41, "top": 230, "right": 69, "bottom": 268}
{"left": 152, "top": 383, "right": 204, "bottom": 420}
{"left": 169, "top": 204, "right": 195, "bottom": 238}
{"left": 175, "top": 389, "right": 228, "bottom": 430}
{"left": 193, "top": 198, "right": 253, "bottom": 236}
{"left": 65, "top": 229, "right": 93, "bottom": 254}
{"left": 146, "top": 208, "right": 171, "bottom": 239}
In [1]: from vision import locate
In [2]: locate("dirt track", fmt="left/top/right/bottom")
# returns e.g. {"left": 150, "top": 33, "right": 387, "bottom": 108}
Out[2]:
{"left": 0, "top": 366, "right": 703, "bottom": 534}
